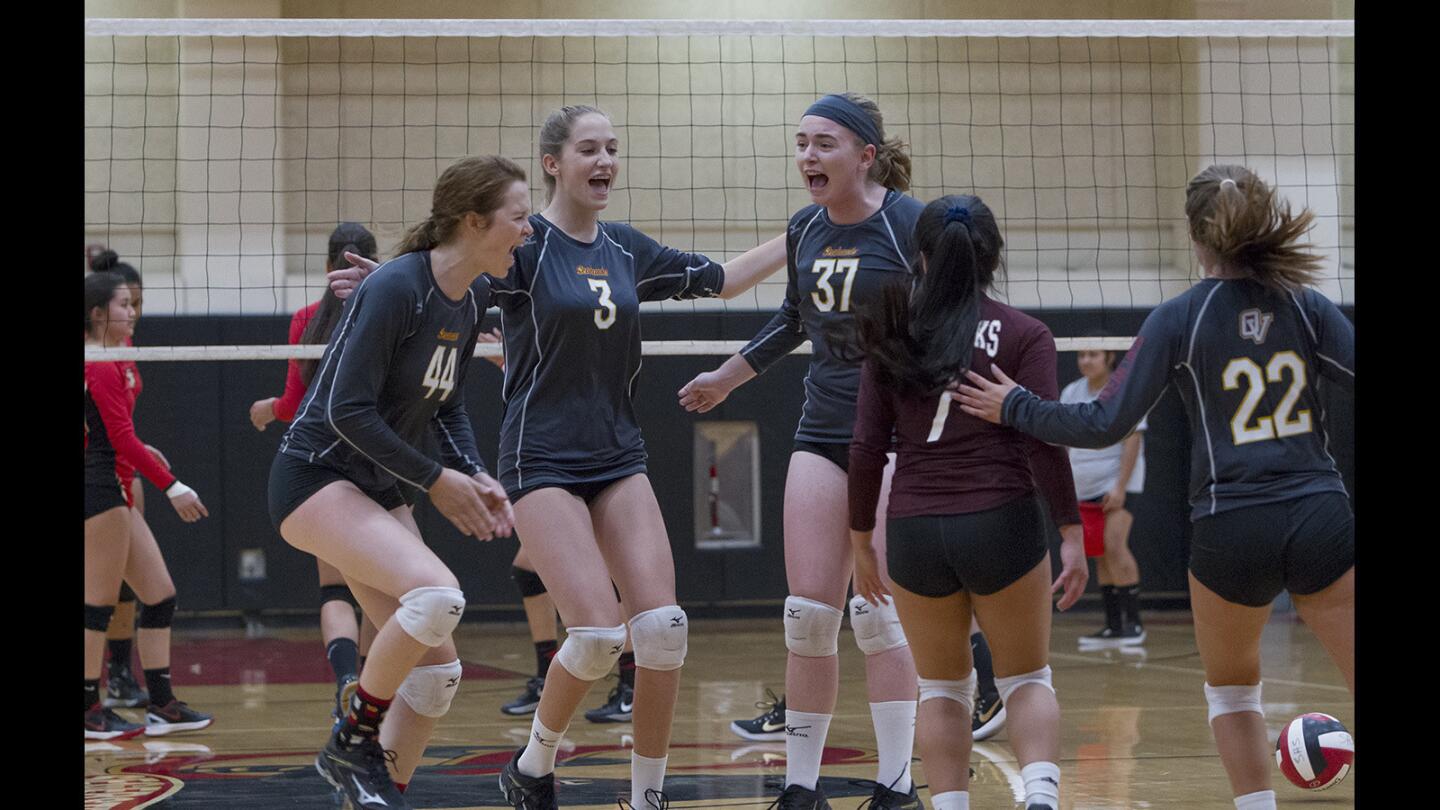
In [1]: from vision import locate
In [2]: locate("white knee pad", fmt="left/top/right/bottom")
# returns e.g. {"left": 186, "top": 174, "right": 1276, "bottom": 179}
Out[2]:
{"left": 784, "top": 596, "right": 843, "bottom": 658}
{"left": 849, "top": 595, "right": 909, "bottom": 655}
{"left": 396, "top": 659, "right": 463, "bottom": 718}
{"left": 628, "top": 605, "right": 688, "bottom": 671}
{"left": 994, "top": 665, "right": 1054, "bottom": 704}
{"left": 1204, "top": 682, "right": 1264, "bottom": 724}
{"left": 918, "top": 670, "right": 977, "bottom": 715}
{"left": 395, "top": 586, "right": 466, "bottom": 647}
{"left": 554, "top": 624, "right": 628, "bottom": 681}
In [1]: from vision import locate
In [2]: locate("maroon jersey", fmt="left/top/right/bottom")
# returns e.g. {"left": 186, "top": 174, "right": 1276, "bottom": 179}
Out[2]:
{"left": 849, "top": 296, "right": 1080, "bottom": 531}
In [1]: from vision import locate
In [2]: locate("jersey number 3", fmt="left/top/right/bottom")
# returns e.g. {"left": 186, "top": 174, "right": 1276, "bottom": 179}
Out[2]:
{"left": 422, "top": 346, "right": 458, "bottom": 401}
{"left": 589, "top": 279, "right": 617, "bottom": 330}
{"left": 1222, "top": 351, "right": 1311, "bottom": 445}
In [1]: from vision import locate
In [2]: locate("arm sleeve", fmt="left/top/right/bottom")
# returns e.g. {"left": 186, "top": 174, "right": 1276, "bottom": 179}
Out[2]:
{"left": 738, "top": 230, "right": 807, "bottom": 374}
{"left": 1307, "top": 293, "right": 1354, "bottom": 391}
{"left": 625, "top": 226, "right": 726, "bottom": 301}
{"left": 324, "top": 276, "right": 446, "bottom": 491}
{"left": 430, "top": 327, "right": 488, "bottom": 477}
{"left": 1009, "top": 328, "right": 1082, "bottom": 528}
{"left": 1003, "top": 306, "right": 1182, "bottom": 449}
{"left": 86, "top": 363, "right": 177, "bottom": 491}
{"left": 272, "top": 307, "right": 311, "bottom": 423}
{"left": 847, "top": 359, "right": 897, "bottom": 532}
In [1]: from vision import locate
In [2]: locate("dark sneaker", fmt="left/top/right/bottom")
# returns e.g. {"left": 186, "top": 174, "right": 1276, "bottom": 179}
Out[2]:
{"left": 85, "top": 704, "right": 145, "bottom": 741}
{"left": 617, "top": 789, "right": 671, "bottom": 808}
{"left": 145, "top": 699, "right": 214, "bottom": 736}
{"left": 854, "top": 778, "right": 924, "bottom": 809}
{"left": 1080, "top": 624, "right": 1146, "bottom": 648}
{"left": 502, "top": 676, "right": 545, "bottom": 716}
{"left": 499, "top": 747, "right": 558, "bottom": 810}
{"left": 333, "top": 674, "right": 360, "bottom": 731}
{"left": 730, "top": 689, "right": 787, "bottom": 741}
{"left": 585, "top": 681, "right": 634, "bottom": 723}
{"left": 315, "top": 734, "right": 408, "bottom": 809}
{"left": 972, "top": 690, "right": 1006, "bottom": 741}
{"left": 765, "top": 783, "right": 832, "bottom": 809}
{"left": 105, "top": 662, "right": 149, "bottom": 709}
{"left": 1117, "top": 623, "right": 1146, "bottom": 645}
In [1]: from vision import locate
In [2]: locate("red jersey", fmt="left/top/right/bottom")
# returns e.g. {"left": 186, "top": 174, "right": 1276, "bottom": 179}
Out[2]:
{"left": 849, "top": 296, "right": 1080, "bottom": 531}
{"left": 272, "top": 300, "right": 321, "bottom": 422}
{"left": 84, "top": 359, "right": 176, "bottom": 492}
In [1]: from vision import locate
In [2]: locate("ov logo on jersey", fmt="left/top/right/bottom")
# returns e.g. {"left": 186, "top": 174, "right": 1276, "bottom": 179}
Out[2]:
{"left": 974, "top": 320, "right": 1001, "bottom": 357}
{"left": 1239, "top": 309, "right": 1274, "bottom": 345}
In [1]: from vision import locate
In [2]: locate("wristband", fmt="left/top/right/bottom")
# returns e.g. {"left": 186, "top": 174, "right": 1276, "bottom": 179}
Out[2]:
{"left": 166, "top": 481, "right": 194, "bottom": 499}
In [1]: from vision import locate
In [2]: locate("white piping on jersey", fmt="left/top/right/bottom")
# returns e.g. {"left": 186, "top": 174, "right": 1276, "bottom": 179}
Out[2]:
{"left": 742, "top": 210, "right": 823, "bottom": 362}
{"left": 1287, "top": 289, "right": 1354, "bottom": 379}
{"left": 512, "top": 229, "right": 553, "bottom": 489}
{"left": 433, "top": 414, "right": 478, "bottom": 473}
{"left": 879, "top": 209, "right": 907, "bottom": 268}
{"left": 322, "top": 274, "right": 432, "bottom": 492}
{"left": 1184, "top": 281, "right": 1226, "bottom": 515}
{"left": 490, "top": 287, "right": 532, "bottom": 406}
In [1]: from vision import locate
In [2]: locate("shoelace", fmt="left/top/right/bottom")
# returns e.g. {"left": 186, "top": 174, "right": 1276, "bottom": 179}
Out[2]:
{"left": 764, "top": 785, "right": 819, "bottom": 810}
{"left": 753, "top": 688, "right": 784, "bottom": 716}
{"left": 850, "top": 767, "right": 923, "bottom": 809}
{"left": 504, "top": 769, "right": 556, "bottom": 809}
{"left": 616, "top": 788, "right": 671, "bottom": 809}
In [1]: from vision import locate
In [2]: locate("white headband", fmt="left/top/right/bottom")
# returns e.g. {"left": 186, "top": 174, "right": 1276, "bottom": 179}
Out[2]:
{"left": 1220, "top": 178, "right": 1238, "bottom": 191}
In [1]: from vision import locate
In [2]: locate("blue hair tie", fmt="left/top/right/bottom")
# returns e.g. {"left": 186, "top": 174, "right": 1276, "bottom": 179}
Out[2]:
{"left": 945, "top": 205, "right": 971, "bottom": 226}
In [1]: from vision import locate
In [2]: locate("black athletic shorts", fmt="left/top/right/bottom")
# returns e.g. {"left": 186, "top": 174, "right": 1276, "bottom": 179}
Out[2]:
{"left": 510, "top": 475, "right": 632, "bottom": 506}
{"left": 84, "top": 463, "right": 129, "bottom": 521}
{"left": 268, "top": 452, "right": 414, "bottom": 533}
{"left": 1189, "top": 492, "right": 1354, "bottom": 608}
{"left": 793, "top": 440, "right": 850, "bottom": 473}
{"left": 885, "top": 494, "right": 1049, "bottom": 597}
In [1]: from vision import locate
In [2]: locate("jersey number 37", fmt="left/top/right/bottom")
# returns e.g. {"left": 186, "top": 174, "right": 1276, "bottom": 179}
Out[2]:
{"left": 422, "top": 346, "right": 458, "bottom": 401}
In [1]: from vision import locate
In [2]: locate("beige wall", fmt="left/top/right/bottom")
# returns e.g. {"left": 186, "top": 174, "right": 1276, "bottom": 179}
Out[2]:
{"left": 85, "top": 7, "right": 1353, "bottom": 314}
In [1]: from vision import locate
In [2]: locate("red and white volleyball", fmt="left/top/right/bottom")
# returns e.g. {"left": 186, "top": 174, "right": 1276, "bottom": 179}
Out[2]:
{"left": 1275, "top": 712, "right": 1353, "bottom": 790}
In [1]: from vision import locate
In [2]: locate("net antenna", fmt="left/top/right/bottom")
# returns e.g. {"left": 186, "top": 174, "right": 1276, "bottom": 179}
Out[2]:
{"left": 84, "top": 18, "right": 1353, "bottom": 362}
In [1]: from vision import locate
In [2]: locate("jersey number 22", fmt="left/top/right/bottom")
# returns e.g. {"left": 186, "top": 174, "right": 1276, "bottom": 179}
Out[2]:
{"left": 1222, "top": 351, "right": 1311, "bottom": 445}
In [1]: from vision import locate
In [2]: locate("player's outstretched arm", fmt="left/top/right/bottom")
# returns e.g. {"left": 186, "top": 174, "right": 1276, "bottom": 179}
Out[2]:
{"left": 678, "top": 353, "right": 756, "bottom": 413}
{"left": 717, "top": 234, "right": 786, "bottom": 300}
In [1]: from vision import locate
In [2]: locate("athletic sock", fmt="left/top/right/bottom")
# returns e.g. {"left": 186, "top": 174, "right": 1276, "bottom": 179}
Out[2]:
{"left": 1101, "top": 585, "right": 1121, "bottom": 632}
{"left": 869, "top": 700, "right": 916, "bottom": 793}
{"left": 326, "top": 637, "right": 360, "bottom": 684}
{"left": 630, "top": 752, "right": 668, "bottom": 806}
{"left": 618, "top": 651, "right": 637, "bottom": 689}
{"left": 969, "top": 633, "right": 998, "bottom": 699}
{"left": 517, "top": 715, "right": 567, "bottom": 777}
{"left": 535, "top": 639, "right": 558, "bottom": 678}
{"left": 85, "top": 679, "right": 101, "bottom": 712}
{"left": 1119, "top": 584, "right": 1142, "bottom": 627}
{"left": 1234, "top": 790, "right": 1277, "bottom": 810}
{"left": 1020, "top": 761, "right": 1061, "bottom": 809}
{"left": 783, "top": 709, "right": 833, "bottom": 790}
{"left": 337, "top": 684, "right": 391, "bottom": 747}
{"left": 931, "top": 791, "right": 970, "bottom": 810}
{"left": 144, "top": 667, "right": 175, "bottom": 707}
{"left": 108, "top": 638, "right": 134, "bottom": 673}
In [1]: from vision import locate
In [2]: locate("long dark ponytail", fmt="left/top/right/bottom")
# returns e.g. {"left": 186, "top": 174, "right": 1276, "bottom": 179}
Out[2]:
{"left": 297, "top": 223, "right": 378, "bottom": 386}
{"left": 845, "top": 194, "right": 1003, "bottom": 397}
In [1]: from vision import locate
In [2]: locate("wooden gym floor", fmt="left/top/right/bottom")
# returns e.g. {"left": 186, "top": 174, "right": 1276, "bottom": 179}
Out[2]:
{"left": 84, "top": 611, "right": 1354, "bottom": 808}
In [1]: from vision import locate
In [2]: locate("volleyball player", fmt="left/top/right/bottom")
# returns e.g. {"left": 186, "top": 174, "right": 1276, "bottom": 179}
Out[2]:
{"left": 88, "top": 250, "right": 148, "bottom": 708}
{"left": 250, "top": 223, "right": 380, "bottom": 724}
{"left": 270, "top": 156, "right": 525, "bottom": 809}
{"left": 956, "top": 165, "right": 1354, "bottom": 810}
{"left": 680, "top": 93, "right": 925, "bottom": 809}
{"left": 86, "top": 272, "right": 214, "bottom": 739}
{"left": 846, "top": 194, "right": 1087, "bottom": 810}
{"left": 330, "top": 106, "right": 784, "bottom": 810}
{"left": 1060, "top": 334, "right": 1148, "bottom": 647}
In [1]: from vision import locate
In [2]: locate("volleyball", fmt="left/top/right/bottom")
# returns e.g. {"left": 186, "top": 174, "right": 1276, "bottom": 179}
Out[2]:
{"left": 1275, "top": 713, "right": 1353, "bottom": 790}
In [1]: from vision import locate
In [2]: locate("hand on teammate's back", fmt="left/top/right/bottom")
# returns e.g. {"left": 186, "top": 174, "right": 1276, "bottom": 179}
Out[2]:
{"left": 1051, "top": 524, "right": 1088, "bottom": 611}
{"left": 328, "top": 251, "right": 381, "bottom": 300}
{"left": 429, "top": 468, "right": 501, "bottom": 540}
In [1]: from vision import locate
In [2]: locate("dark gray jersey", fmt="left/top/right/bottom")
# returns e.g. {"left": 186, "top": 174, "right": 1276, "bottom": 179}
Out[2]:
{"left": 280, "top": 251, "right": 488, "bottom": 493}
{"left": 1001, "top": 278, "right": 1354, "bottom": 520}
{"left": 740, "top": 190, "right": 924, "bottom": 443}
{"left": 491, "top": 214, "right": 725, "bottom": 491}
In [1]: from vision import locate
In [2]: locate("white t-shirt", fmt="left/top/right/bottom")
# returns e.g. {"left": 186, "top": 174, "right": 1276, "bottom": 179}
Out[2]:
{"left": 1059, "top": 376, "right": 1146, "bottom": 500}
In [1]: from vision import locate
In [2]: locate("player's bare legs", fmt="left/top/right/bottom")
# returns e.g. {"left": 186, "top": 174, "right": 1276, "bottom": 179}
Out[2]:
{"left": 889, "top": 585, "right": 973, "bottom": 795}
{"left": 1189, "top": 572, "right": 1273, "bottom": 799}
{"left": 122, "top": 509, "right": 177, "bottom": 670}
{"left": 1291, "top": 566, "right": 1355, "bottom": 693}
{"left": 512, "top": 546, "right": 559, "bottom": 646}
{"left": 318, "top": 557, "right": 361, "bottom": 654}
{"left": 970, "top": 557, "right": 1061, "bottom": 768}
{"left": 85, "top": 506, "right": 132, "bottom": 683}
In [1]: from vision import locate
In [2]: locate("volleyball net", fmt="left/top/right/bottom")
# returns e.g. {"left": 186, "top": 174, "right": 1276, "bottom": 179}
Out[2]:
{"left": 83, "top": 18, "right": 1353, "bottom": 361}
